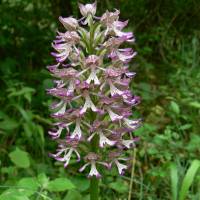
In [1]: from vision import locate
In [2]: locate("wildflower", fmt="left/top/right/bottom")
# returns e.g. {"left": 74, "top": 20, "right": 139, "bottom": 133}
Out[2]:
{"left": 108, "top": 151, "right": 128, "bottom": 175}
{"left": 50, "top": 137, "right": 80, "bottom": 168}
{"left": 79, "top": 152, "right": 108, "bottom": 178}
{"left": 47, "top": 2, "right": 141, "bottom": 178}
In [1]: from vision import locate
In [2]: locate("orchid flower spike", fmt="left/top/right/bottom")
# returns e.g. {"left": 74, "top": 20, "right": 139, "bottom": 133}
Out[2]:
{"left": 47, "top": 1, "right": 141, "bottom": 178}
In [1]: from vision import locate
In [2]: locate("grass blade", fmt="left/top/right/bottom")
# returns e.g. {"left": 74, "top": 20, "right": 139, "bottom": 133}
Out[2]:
{"left": 170, "top": 163, "right": 179, "bottom": 200}
{"left": 179, "top": 160, "right": 200, "bottom": 200}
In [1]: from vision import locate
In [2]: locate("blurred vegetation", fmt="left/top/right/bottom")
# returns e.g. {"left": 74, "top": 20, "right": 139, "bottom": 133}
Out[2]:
{"left": 0, "top": 0, "right": 200, "bottom": 199}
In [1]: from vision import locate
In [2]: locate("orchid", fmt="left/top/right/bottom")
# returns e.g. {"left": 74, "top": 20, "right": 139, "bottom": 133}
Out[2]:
{"left": 47, "top": 2, "right": 141, "bottom": 200}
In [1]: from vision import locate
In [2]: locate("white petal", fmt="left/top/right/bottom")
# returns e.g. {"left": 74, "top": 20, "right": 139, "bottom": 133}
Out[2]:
{"left": 48, "top": 126, "right": 63, "bottom": 138}
{"left": 80, "top": 95, "right": 98, "bottom": 114}
{"left": 99, "top": 132, "right": 115, "bottom": 147}
{"left": 51, "top": 148, "right": 65, "bottom": 158}
{"left": 50, "top": 100, "right": 63, "bottom": 109}
{"left": 68, "top": 80, "right": 75, "bottom": 93}
{"left": 117, "top": 51, "right": 136, "bottom": 62}
{"left": 86, "top": 69, "right": 100, "bottom": 85}
{"left": 53, "top": 103, "right": 66, "bottom": 115}
{"left": 71, "top": 120, "right": 82, "bottom": 138}
{"left": 122, "top": 139, "right": 134, "bottom": 148}
{"left": 87, "top": 132, "right": 96, "bottom": 142}
{"left": 88, "top": 162, "right": 101, "bottom": 178}
{"left": 74, "top": 149, "right": 81, "bottom": 161}
{"left": 123, "top": 118, "right": 139, "bottom": 129}
{"left": 107, "top": 108, "right": 123, "bottom": 121}
{"left": 63, "top": 148, "right": 73, "bottom": 167}
{"left": 79, "top": 163, "right": 90, "bottom": 172}
{"left": 115, "top": 160, "right": 127, "bottom": 175}
{"left": 109, "top": 81, "right": 124, "bottom": 96}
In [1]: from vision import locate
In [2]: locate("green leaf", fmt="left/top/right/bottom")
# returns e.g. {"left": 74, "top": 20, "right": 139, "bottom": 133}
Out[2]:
{"left": 9, "top": 148, "right": 30, "bottom": 168}
{"left": 64, "top": 190, "right": 82, "bottom": 200}
{"left": 180, "top": 124, "right": 192, "bottom": 130}
{"left": 23, "top": 123, "right": 32, "bottom": 137}
{"left": 8, "top": 87, "right": 35, "bottom": 98}
{"left": 170, "top": 163, "right": 178, "bottom": 200}
{"left": 37, "top": 173, "right": 49, "bottom": 188}
{"left": 0, "top": 190, "right": 30, "bottom": 200}
{"left": 0, "top": 118, "right": 19, "bottom": 131}
{"left": 36, "top": 124, "right": 45, "bottom": 144}
{"left": 179, "top": 160, "right": 200, "bottom": 200}
{"left": 109, "top": 179, "right": 129, "bottom": 193}
{"left": 70, "top": 177, "right": 90, "bottom": 192}
{"left": 170, "top": 101, "right": 180, "bottom": 115}
{"left": 47, "top": 178, "right": 75, "bottom": 192}
{"left": 17, "top": 177, "right": 39, "bottom": 197}
{"left": 14, "top": 105, "right": 32, "bottom": 123}
{"left": 189, "top": 101, "right": 200, "bottom": 109}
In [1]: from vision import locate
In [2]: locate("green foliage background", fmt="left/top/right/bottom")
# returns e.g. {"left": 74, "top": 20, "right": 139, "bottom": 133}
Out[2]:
{"left": 0, "top": 0, "right": 200, "bottom": 199}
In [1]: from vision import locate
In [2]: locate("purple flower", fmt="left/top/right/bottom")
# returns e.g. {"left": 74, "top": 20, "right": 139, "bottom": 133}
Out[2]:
{"left": 50, "top": 137, "right": 80, "bottom": 168}
{"left": 47, "top": 2, "right": 141, "bottom": 177}
{"left": 108, "top": 151, "right": 128, "bottom": 175}
{"left": 79, "top": 152, "right": 108, "bottom": 178}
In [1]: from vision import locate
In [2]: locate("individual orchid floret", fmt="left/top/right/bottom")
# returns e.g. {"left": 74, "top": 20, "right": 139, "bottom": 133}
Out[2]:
{"left": 108, "top": 151, "right": 128, "bottom": 175}
{"left": 100, "top": 9, "right": 134, "bottom": 40}
{"left": 88, "top": 121, "right": 115, "bottom": 147}
{"left": 100, "top": 10, "right": 120, "bottom": 28}
{"left": 59, "top": 16, "right": 79, "bottom": 31}
{"left": 123, "top": 118, "right": 142, "bottom": 130}
{"left": 85, "top": 55, "right": 101, "bottom": 85}
{"left": 110, "top": 128, "right": 140, "bottom": 149}
{"left": 50, "top": 136, "right": 80, "bottom": 168}
{"left": 51, "top": 31, "right": 80, "bottom": 63}
{"left": 80, "top": 90, "right": 99, "bottom": 114}
{"left": 48, "top": 122, "right": 67, "bottom": 139}
{"left": 79, "top": 152, "right": 108, "bottom": 178}
{"left": 51, "top": 43, "right": 72, "bottom": 63}
{"left": 71, "top": 118, "right": 82, "bottom": 139}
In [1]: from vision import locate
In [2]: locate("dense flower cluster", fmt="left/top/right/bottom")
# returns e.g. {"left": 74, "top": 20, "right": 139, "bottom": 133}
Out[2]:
{"left": 47, "top": 2, "right": 141, "bottom": 178}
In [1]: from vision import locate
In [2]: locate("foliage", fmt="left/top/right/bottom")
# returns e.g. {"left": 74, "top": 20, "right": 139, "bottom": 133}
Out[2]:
{"left": 0, "top": 0, "right": 200, "bottom": 199}
{"left": 170, "top": 160, "right": 200, "bottom": 200}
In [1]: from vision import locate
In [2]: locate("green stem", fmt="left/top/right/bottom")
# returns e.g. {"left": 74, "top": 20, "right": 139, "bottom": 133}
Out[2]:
{"left": 90, "top": 176, "right": 99, "bottom": 200}
{"left": 88, "top": 16, "right": 99, "bottom": 200}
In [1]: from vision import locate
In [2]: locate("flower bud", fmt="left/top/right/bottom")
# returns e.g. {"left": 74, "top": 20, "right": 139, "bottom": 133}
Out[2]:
{"left": 79, "top": 2, "right": 97, "bottom": 17}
